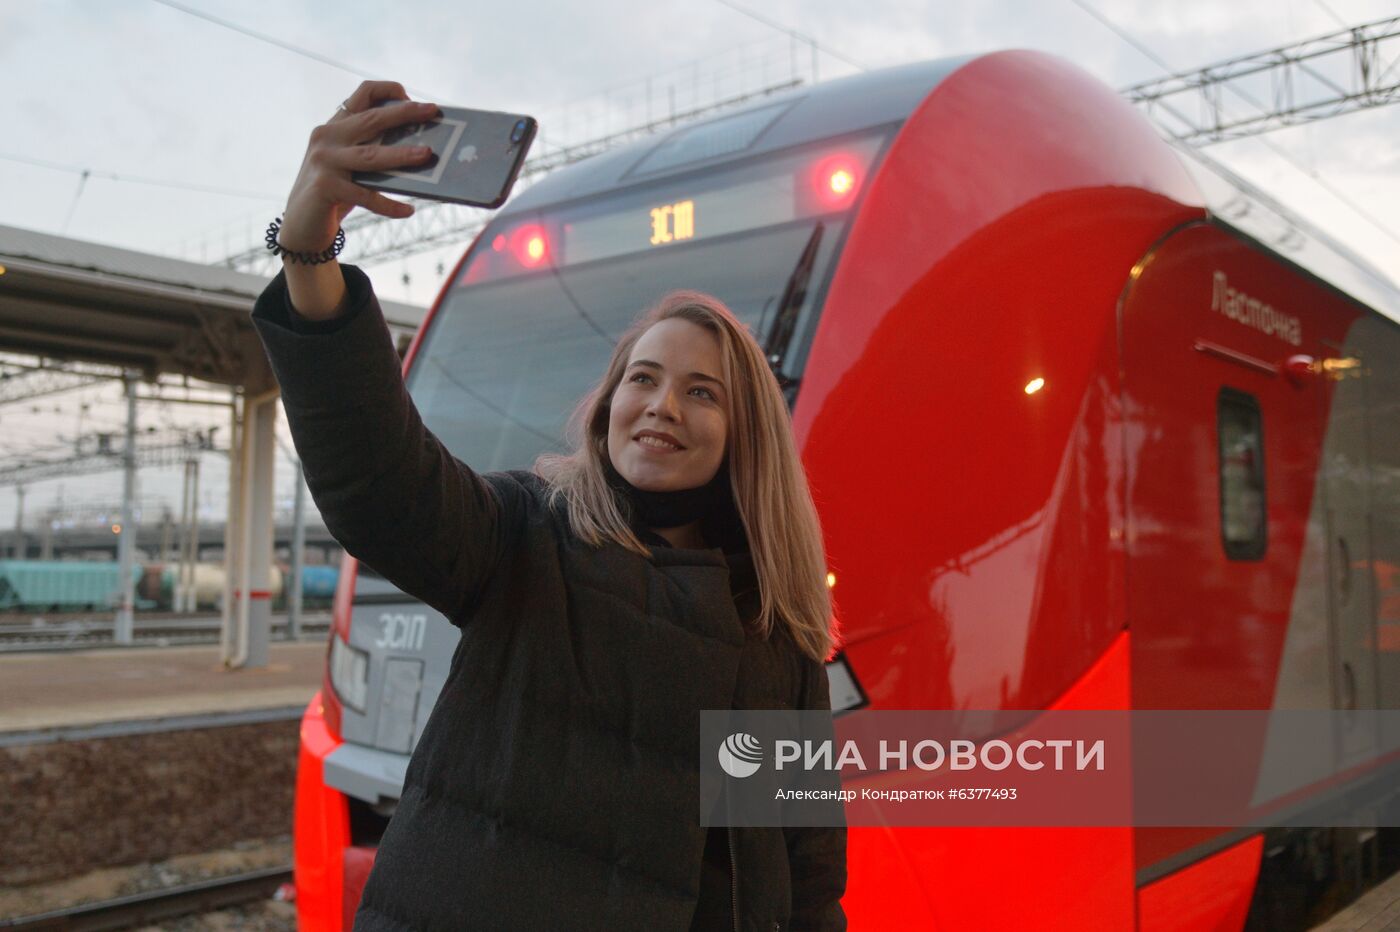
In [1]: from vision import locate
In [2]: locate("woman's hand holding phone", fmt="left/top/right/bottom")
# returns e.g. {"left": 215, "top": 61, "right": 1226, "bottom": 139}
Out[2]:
{"left": 279, "top": 80, "right": 439, "bottom": 320}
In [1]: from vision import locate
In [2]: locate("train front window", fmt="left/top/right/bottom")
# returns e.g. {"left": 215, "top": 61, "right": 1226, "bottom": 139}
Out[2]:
{"left": 403, "top": 131, "right": 889, "bottom": 471}
{"left": 405, "top": 217, "right": 845, "bottom": 472}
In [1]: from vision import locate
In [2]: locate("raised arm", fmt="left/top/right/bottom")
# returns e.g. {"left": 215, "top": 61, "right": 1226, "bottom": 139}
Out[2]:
{"left": 250, "top": 82, "right": 521, "bottom": 622}
{"left": 274, "top": 80, "right": 438, "bottom": 322}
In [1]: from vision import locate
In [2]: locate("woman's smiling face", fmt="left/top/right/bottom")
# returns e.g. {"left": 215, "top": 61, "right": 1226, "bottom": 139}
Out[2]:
{"left": 607, "top": 318, "right": 729, "bottom": 492}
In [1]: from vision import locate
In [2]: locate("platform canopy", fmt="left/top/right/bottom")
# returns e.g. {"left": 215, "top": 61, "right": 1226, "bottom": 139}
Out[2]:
{"left": 0, "top": 224, "right": 426, "bottom": 385}
{"left": 0, "top": 224, "right": 431, "bottom": 668}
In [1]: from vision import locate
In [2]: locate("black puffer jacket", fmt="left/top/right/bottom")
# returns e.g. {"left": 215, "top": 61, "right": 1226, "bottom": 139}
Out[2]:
{"left": 251, "top": 266, "right": 847, "bottom": 931}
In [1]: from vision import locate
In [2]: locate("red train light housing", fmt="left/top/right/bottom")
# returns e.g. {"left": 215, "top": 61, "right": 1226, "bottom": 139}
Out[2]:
{"left": 809, "top": 153, "right": 863, "bottom": 210}
{"left": 322, "top": 555, "right": 362, "bottom": 739}
{"left": 791, "top": 145, "right": 877, "bottom": 218}
{"left": 458, "top": 221, "right": 557, "bottom": 284}
{"left": 510, "top": 224, "right": 550, "bottom": 268}
{"left": 331, "top": 555, "right": 359, "bottom": 641}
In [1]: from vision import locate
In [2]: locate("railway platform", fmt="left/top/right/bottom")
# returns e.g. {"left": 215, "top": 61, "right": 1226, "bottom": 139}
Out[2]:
{"left": 1311, "top": 865, "right": 1400, "bottom": 931}
{"left": 1, "top": 640, "right": 323, "bottom": 893}
{"left": 0, "top": 641, "right": 324, "bottom": 736}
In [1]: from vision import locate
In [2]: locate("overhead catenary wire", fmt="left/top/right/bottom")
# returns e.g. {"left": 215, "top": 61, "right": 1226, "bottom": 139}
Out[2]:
{"left": 0, "top": 150, "right": 283, "bottom": 202}
{"left": 147, "top": 0, "right": 433, "bottom": 99}
{"left": 145, "top": 0, "right": 567, "bottom": 156}
{"left": 710, "top": 0, "right": 872, "bottom": 72}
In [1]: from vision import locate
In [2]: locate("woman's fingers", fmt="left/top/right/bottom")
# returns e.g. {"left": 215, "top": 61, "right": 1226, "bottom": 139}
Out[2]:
{"left": 328, "top": 177, "right": 416, "bottom": 219}
{"left": 286, "top": 82, "right": 428, "bottom": 237}
{"left": 328, "top": 81, "right": 406, "bottom": 124}
{"left": 308, "top": 99, "right": 437, "bottom": 177}
{"left": 337, "top": 99, "right": 441, "bottom": 145}
{"left": 324, "top": 141, "right": 436, "bottom": 175}
{"left": 345, "top": 80, "right": 409, "bottom": 113}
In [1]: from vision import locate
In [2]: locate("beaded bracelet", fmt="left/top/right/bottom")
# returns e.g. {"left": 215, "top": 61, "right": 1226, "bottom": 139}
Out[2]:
{"left": 265, "top": 216, "right": 346, "bottom": 265}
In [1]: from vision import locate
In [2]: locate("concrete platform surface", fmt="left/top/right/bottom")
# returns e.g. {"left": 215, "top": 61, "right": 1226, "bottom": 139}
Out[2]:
{"left": 0, "top": 642, "right": 325, "bottom": 733}
{"left": 1312, "top": 868, "right": 1400, "bottom": 931}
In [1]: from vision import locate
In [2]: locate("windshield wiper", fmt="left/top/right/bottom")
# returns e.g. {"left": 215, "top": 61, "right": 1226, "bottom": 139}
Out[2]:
{"left": 763, "top": 222, "right": 824, "bottom": 390}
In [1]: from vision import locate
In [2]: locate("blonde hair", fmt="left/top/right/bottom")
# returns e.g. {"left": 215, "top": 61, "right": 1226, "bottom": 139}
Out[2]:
{"left": 532, "top": 290, "right": 839, "bottom": 663}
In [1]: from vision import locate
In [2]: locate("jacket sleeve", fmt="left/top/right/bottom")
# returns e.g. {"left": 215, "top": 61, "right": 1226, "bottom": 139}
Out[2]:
{"left": 250, "top": 263, "right": 521, "bottom": 622}
{"left": 784, "top": 654, "right": 849, "bottom": 931}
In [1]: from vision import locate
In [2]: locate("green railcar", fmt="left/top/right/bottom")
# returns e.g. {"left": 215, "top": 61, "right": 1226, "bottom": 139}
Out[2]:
{"left": 0, "top": 561, "right": 149, "bottom": 612}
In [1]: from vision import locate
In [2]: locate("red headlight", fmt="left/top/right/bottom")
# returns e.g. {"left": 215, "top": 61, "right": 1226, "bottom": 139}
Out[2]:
{"left": 809, "top": 154, "right": 862, "bottom": 209}
{"left": 800, "top": 151, "right": 862, "bottom": 216}
{"left": 510, "top": 224, "right": 550, "bottom": 268}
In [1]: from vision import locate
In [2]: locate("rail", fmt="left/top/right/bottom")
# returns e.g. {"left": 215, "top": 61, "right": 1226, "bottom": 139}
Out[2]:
{"left": 0, "top": 865, "right": 293, "bottom": 930}
{"left": 0, "top": 614, "right": 330, "bottom": 652}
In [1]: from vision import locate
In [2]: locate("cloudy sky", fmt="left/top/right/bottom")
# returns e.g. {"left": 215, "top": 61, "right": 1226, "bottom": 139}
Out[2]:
{"left": 1, "top": 0, "right": 1397, "bottom": 531}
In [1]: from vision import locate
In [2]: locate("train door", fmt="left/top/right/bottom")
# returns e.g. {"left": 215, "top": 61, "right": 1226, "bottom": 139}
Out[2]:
{"left": 1120, "top": 220, "right": 1339, "bottom": 715}
{"left": 1118, "top": 220, "right": 1360, "bottom": 925}
{"left": 1319, "top": 327, "right": 1379, "bottom": 763}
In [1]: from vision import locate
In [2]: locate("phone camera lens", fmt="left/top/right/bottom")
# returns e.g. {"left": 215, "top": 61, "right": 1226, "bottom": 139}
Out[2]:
{"left": 511, "top": 120, "right": 527, "bottom": 143}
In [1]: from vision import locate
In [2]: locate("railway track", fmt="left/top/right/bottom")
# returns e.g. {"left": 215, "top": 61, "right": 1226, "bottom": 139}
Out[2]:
{"left": 0, "top": 865, "right": 293, "bottom": 930}
{"left": 0, "top": 615, "right": 330, "bottom": 651}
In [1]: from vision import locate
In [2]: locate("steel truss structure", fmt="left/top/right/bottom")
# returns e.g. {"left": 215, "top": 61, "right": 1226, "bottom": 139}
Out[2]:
{"left": 1122, "top": 16, "right": 1400, "bottom": 145}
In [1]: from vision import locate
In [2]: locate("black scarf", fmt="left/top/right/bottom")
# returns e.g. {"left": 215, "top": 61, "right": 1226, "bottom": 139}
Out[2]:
{"left": 602, "top": 456, "right": 746, "bottom": 553}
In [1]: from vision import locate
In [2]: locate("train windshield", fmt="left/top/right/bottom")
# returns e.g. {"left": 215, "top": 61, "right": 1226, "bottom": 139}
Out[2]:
{"left": 404, "top": 131, "right": 886, "bottom": 472}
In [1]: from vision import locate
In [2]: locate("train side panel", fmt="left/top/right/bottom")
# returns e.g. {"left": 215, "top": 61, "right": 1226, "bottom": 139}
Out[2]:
{"left": 1121, "top": 220, "right": 1400, "bottom": 925}
{"left": 793, "top": 50, "right": 1202, "bottom": 928}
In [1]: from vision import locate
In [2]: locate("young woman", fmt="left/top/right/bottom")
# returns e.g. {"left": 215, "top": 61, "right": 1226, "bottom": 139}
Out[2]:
{"left": 253, "top": 80, "right": 847, "bottom": 931}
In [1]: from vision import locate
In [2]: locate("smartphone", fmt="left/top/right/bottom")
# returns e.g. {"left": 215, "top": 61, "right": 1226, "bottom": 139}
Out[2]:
{"left": 353, "top": 101, "right": 538, "bottom": 209}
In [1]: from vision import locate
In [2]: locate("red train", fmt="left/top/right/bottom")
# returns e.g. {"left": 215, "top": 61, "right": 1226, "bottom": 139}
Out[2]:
{"left": 290, "top": 50, "right": 1400, "bottom": 930}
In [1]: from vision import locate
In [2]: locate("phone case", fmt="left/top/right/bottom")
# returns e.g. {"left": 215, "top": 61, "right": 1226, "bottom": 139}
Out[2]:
{"left": 353, "top": 103, "right": 538, "bottom": 209}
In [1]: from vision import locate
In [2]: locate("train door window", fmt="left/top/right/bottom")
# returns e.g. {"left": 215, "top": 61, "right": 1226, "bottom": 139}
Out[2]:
{"left": 1218, "top": 388, "right": 1267, "bottom": 560}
